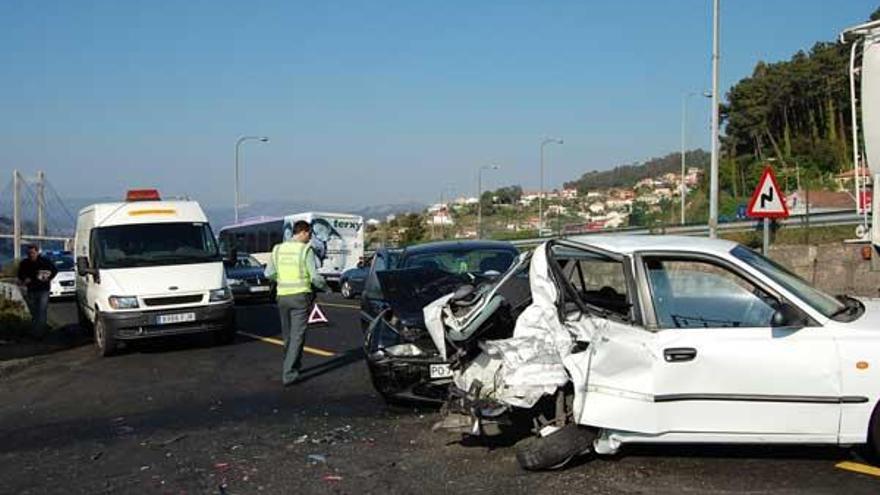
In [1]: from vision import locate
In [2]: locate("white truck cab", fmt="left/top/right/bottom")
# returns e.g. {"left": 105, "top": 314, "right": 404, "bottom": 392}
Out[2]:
{"left": 74, "top": 189, "right": 235, "bottom": 356}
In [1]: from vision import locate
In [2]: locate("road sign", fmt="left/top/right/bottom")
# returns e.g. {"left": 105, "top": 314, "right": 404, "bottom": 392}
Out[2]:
{"left": 746, "top": 166, "right": 789, "bottom": 219}
{"left": 308, "top": 304, "right": 329, "bottom": 325}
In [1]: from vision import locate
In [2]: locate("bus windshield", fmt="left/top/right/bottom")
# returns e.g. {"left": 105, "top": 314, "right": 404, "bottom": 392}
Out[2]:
{"left": 93, "top": 222, "right": 220, "bottom": 269}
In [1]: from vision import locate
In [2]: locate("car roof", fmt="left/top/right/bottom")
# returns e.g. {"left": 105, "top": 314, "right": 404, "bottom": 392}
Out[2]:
{"left": 401, "top": 240, "right": 517, "bottom": 256}
{"left": 565, "top": 234, "right": 740, "bottom": 256}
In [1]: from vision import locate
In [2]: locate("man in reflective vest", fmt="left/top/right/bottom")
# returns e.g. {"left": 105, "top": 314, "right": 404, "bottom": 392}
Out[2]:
{"left": 265, "top": 220, "right": 329, "bottom": 386}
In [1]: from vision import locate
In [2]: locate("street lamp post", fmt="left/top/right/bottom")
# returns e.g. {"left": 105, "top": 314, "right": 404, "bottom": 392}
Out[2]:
{"left": 680, "top": 92, "right": 696, "bottom": 225}
{"left": 539, "top": 137, "right": 563, "bottom": 236}
{"left": 709, "top": 0, "right": 721, "bottom": 238}
{"left": 234, "top": 135, "right": 269, "bottom": 224}
{"left": 477, "top": 164, "right": 500, "bottom": 239}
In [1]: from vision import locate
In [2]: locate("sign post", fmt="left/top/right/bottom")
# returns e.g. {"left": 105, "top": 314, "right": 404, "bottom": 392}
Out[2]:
{"left": 746, "top": 166, "right": 790, "bottom": 254}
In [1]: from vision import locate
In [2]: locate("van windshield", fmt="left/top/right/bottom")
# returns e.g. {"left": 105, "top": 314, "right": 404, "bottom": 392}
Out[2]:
{"left": 93, "top": 222, "right": 220, "bottom": 269}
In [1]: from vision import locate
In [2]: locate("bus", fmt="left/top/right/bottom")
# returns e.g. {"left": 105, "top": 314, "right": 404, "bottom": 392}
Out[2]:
{"left": 218, "top": 212, "right": 364, "bottom": 287}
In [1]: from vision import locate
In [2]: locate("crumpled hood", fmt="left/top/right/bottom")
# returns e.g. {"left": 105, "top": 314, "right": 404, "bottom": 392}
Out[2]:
{"left": 101, "top": 262, "right": 224, "bottom": 297}
{"left": 452, "top": 243, "right": 601, "bottom": 408}
{"left": 226, "top": 266, "right": 265, "bottom": 281}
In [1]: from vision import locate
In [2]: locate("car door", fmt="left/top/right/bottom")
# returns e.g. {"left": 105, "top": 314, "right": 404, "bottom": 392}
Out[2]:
{"left": 637, "top": 252, "right": 841, "bottom": 439}
{"left": 360, "top": 249, "right": 391, "bottom": 332}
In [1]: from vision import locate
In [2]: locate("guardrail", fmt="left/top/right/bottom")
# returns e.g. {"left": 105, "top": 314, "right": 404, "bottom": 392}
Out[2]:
{"left": 509, "top": 210, "right": 869, "bottom": 249}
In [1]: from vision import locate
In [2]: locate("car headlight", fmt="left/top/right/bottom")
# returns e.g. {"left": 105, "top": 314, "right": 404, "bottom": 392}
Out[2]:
{"left": 209, "top": 287, "right": 232, "bottom": 302}
{"left": 383, "top": 343, "right": 425, "bottom": 357}
{"left": 228, "top": 278, "right": 243, "bottom": 286}
{"left": 108, "top": 296, "right": 139, "bottom": 309}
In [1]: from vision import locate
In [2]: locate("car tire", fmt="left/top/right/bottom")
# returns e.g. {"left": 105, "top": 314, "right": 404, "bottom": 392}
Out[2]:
{"left": 341, "top": 280, "right": 353, "bottom": 299}
{"left": 867, "top": 400, "right": 880, "bottom": 463}
{"left": 515, "top": 424, "right": 597, "bottom": 471}
{"left": 94, "top": 313, "right": 117, "bottom": 357}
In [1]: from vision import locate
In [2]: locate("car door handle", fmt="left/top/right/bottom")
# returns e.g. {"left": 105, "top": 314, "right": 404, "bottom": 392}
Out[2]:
{"left": 664, "top": 347, "right": 697, "bottom": 363}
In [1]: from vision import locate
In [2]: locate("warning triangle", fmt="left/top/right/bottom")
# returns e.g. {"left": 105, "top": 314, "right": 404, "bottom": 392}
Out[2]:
{"left": 746, "top": 166, "right": 789, "bottom": 218}
{"left": 308, "top": 304, "right": 329, "bottom": 325}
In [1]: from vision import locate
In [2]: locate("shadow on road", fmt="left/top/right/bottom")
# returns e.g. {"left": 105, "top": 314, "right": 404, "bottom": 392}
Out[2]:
{"left": 0, "top": 323, "right": 92, "bottom": 364}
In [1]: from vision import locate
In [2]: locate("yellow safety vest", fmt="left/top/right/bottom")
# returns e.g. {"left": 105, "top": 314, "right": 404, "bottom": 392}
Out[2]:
{"left": 272, "top": 241, "right": 312, "bottom": 296}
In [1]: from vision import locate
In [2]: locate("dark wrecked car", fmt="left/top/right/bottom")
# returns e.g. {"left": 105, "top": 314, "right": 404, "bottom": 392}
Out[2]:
{"left": 360, "top": 240, "right": 519, "bottom": 403}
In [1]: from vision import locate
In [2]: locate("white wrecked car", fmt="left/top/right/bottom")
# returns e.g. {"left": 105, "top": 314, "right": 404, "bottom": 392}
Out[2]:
{"left": 425, "top": 235, "right": 880, "bottom": 470}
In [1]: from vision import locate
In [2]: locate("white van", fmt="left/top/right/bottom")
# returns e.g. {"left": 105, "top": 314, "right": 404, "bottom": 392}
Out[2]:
{"left": 282, "top": 212, "right": 364, "bottom": 286}
{"left": 74, "top": 189, "right": 235, "bottom": 356}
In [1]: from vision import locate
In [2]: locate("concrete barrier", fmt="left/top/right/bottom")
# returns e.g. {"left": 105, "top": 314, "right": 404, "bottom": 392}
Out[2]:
{"left": 0, "top": 282, "right": 26, "bottom": 305}
{"left": 768, "top": 244, "right": 880, "bottom": 299}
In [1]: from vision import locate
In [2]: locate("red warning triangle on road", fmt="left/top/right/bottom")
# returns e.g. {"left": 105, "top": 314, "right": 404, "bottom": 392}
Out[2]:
{"left": 308, "top": 303, "right": 329, "bottom": 325}
{"left": 746, "top": 166, "right": 790, "bottom": 219}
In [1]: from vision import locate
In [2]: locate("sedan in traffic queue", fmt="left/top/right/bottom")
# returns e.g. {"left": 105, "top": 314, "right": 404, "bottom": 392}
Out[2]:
{"left": 224, "top": 253, "right": 275, "bottom": 303}
{"left": 361, "top": 240, "right": 519, "bottom": 403}
{"left": 46, "top": 250, "right": 76, "bottom": 299}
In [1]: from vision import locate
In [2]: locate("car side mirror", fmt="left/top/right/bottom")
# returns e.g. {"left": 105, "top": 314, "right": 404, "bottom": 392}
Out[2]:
{"left": 771, "top": 302, "right": 806, "bottom": 328}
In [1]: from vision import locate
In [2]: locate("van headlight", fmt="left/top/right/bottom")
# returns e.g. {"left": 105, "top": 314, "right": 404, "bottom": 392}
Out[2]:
{"left": 209, "top": 287, "right": 232, "bottom": 302}
{"left": 108, "top": 296, "right": 139, "bottom": 309}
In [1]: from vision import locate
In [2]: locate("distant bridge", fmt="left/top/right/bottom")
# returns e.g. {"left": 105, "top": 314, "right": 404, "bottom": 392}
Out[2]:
{"left": 0, "top": 170, "right": 75, "bottom": 261}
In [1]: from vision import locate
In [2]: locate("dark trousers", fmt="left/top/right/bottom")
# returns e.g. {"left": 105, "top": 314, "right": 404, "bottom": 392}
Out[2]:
{"left": 24, "top": 289, "right": 50, "bottom": 339}
{"left": 277, "top": 293, "right": 314, "bottom": 384}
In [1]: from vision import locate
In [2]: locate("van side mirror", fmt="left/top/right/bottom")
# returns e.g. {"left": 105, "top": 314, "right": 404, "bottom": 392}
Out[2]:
{"left": 76, "top": 257, "right": 90, "bottom": 276}
{"left": 76, "top": 256, "right": 99, "bottom": 282}
{"left": 771, "top": 302, "right": 806, "bottom": 328}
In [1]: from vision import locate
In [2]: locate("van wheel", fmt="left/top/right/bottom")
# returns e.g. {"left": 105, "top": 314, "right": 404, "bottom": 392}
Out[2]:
{"left": 214, "top": 325, "right": 237, "bottom": 345}
{"left": 77, "top": 304, "right": 93, "bottom": 331}
{"left": 94, "top": 314, "right": 117, "bottom": 357}
{"left": 515, "top": 424, "right": 597, "bottom": 471}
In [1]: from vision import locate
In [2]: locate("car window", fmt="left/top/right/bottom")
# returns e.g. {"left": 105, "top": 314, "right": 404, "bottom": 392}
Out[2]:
{"left": 645, "top": 258, "right": 777, "bottom": 329}
{"left": 363, "top": 252, "right": 390, "bottom": 299}
{"left": 554, "top": 248, "right": 631, "bottom": 318}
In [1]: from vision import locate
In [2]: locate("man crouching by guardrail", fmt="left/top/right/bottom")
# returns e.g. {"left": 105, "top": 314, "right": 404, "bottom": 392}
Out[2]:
{"left": 17, "top": 244, "right": 57, "bottom": 340}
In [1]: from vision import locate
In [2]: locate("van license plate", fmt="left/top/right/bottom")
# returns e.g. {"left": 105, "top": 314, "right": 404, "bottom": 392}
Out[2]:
{"left": 249, "top": 286, "right": 270, "bottom": 293}
{"left": 429, "top": 364, "right": 452, "bottom": 379}
{"left": 157, "top": 312, "right": 196, "bottom": 325}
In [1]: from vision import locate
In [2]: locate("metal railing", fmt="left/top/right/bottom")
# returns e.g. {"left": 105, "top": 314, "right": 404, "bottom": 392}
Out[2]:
{"left": 509, "top": 210, "right": 868, "bottom": 249}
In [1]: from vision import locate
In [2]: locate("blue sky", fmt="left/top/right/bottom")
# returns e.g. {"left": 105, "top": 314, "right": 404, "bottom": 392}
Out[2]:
{"left": 1, "top": 0, "right": 875, "bottom": 211}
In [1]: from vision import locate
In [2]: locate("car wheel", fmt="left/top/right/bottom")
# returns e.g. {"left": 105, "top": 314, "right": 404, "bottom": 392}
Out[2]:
{"left": 341, "top": 280, "right": 353, "bottom": 299}
{"left": 94, "top": 314, "right": 117, "bottom": 357}
{"left": 515, "top": 424, "right": 597, "bottom": 471}
{"left": 867, "top": 401, "right": 880, "bottom": 463}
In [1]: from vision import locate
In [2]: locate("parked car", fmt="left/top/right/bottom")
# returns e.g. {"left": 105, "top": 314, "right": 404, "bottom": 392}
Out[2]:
{"left": 339, "top": 256, "right": 375, "bottom": 299}
{"left": 224, "top": 253, "right": 275, "bottom": 303}
{"left": 428, "top": 235, "right": 880, "bottom": 470}
{"left": 46, "top": 250, "right": 76, "bottom": 299}
{"left": 361, "top": 240, "right": 519, "bottom": 403}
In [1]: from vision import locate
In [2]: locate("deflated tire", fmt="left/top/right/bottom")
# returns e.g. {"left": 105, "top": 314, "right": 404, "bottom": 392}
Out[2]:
{"left": 515, "top": 424, "right": 597, "bottom": 471}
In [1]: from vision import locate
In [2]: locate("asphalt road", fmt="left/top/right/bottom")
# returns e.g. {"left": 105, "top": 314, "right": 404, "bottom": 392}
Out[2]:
{"left": 1, "top": 295, "right": 879, "bottom": 494}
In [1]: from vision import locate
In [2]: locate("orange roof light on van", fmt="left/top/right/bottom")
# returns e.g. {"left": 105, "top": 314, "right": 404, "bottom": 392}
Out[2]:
{"left": 126, "top": 189, "right": 161, "bottom": 202}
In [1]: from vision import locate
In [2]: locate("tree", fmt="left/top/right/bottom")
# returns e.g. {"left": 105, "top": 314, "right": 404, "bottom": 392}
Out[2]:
{"left": 399, "top": 213, "right": 426, "bottom": 246}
